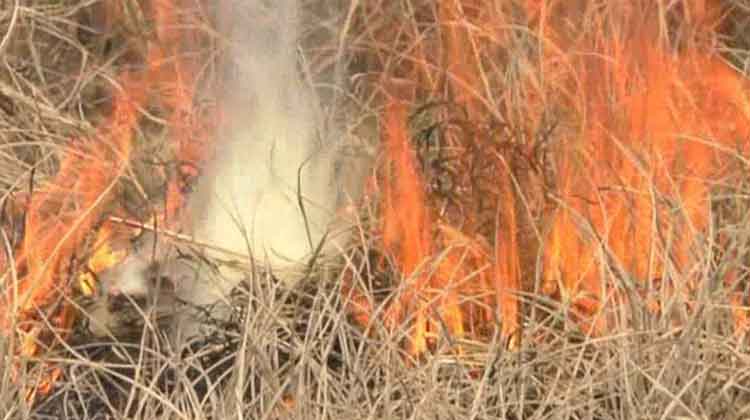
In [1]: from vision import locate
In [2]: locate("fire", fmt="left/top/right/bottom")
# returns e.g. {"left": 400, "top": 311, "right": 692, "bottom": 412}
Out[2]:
{"left": 1, "top": 74, "right": 143, "bottom": 401}
{"left": 378, "top": 98, "right": 520, "bottom": 352}
{"left": 365, "top": 1, "right": 529, "bottom": 353}
{"left": 6, "top": 79, "right": 141, "bottom": 328}
{"left": 3, "top": 0, "right": 750, "bottom": 399}
{"left": 365, "top": 0, "right": 750, "bottom": 354}
{"left": 380, "top": 99, "right": 436, "bottom": 355}
{"left": 77, "top": 224, "right": 129, "bottom": 297}
{"left": 0, "top": 0, "right": 210, "bottom": 399}
{"left": 535, "top": 1, "right": 750, "bottom": 333}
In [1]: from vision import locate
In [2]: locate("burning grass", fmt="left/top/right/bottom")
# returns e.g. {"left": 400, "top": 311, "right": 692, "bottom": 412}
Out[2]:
{"left": 2, "top": 0, "right": 750, "bottom": 418}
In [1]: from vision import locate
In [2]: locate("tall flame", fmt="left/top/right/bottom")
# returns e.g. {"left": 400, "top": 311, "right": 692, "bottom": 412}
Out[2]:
{"left": 5, "top": 80, "right": 141, "bottom": 331}
{"left": 535, "top": 1, "right": 750, "bottom": 332}
{"left": 1, "top": 0, "right": 211, "bottom": 398}
{"left": 381, "top": 99, "right": 436, "bottom": 355}
{"left": 368, "top": 0, "right": 750, "bottom": 354}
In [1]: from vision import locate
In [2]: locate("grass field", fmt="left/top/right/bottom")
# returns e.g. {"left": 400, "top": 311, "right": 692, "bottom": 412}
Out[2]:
{"left": 2, "top": 1, "right": 750, "bottom": 418}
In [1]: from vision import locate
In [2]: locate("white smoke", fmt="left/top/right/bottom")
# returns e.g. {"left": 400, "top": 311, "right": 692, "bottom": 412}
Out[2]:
{"left": 172, "top": 0, "right": 360, "bottom": 338}
{"left": 88, "top": 0, "right": 368, "bottom": 342}
{"left": 189, "top": 0, "right": 343, "bottom": 277}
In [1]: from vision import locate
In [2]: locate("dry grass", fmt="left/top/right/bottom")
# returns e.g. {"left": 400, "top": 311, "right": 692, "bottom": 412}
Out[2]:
{"left": 2, "top": 0, "right": 750, "bottom": 419}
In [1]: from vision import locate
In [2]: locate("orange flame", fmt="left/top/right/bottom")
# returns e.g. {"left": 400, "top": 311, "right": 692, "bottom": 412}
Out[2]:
{"left": 1, "top": 75, "right": 143, "bottom": 401}
{"left": 1, "top": 0, "right": 211, "bottom": 398}
{"left": 145, "top": 0, "right": 214, "bottom": 223}
{"left": 381, "top": 99, "right": 434, "bottom": 355}
{"left": 6, "top": 79, "right": 141, "bottom": 327}
{"left": 371, "top": 1, "right": 527, "bottom": 355}
{"left": 366, "top": 0, "right": 750, "bottom": 354}
{"left": 535, "top": 1, "right": 750, "bottom": 332}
